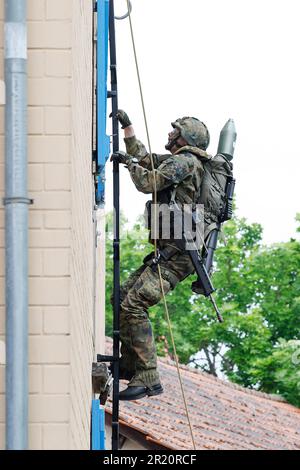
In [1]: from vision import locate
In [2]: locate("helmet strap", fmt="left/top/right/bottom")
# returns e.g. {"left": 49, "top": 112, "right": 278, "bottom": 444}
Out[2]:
{"left": 166, "top": 139, "right": 180, "bottom": 151}
{"left": 165, "top": 134, "right": 183, "bottom": 151}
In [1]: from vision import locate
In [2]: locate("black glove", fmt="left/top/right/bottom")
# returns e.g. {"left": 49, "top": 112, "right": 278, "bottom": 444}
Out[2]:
{"left": 110, "top": 109, "right": 132, "bottom": 129}
{"left": 110, "top": 151, "right": 132, "bottom": 165}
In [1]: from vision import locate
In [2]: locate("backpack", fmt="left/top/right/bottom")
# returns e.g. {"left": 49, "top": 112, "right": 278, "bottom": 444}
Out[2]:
{"left": 197, "top": 153, "right": 234, "bottom": 224}
{"left": 144, "top": 152, "right": 235, "bottom": 238}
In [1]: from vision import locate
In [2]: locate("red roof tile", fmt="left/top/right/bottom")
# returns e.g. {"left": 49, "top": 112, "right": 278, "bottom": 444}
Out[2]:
{"left": 105, "top": 338, "right": 300, "bottom": 450}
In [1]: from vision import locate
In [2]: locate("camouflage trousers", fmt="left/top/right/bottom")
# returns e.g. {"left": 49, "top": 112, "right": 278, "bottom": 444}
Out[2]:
{"left": 118, "top": 243, "right": 194, "bottom": 387}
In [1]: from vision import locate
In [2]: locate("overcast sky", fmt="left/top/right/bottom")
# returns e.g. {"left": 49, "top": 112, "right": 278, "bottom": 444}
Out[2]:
{"left": 104, "top": 0, "right": 300, "bottom": 244}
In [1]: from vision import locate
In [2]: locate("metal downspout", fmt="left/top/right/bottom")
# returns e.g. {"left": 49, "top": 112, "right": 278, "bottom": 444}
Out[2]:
{"left": 4, "top": 0, "right": 29, "bottom": 450}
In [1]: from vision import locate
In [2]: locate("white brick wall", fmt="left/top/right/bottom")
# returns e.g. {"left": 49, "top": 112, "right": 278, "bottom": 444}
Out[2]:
{"left": 46, "top": 51, "right": 71, "bottom": 77}
{"left": 70, "top": 0, "right": 95, "bottom": 450}
{"left": 28, "top": 23, "right": 72, "bottom": 49}
{"left": 0, "top": 0, "right": 102, "bottom": 449}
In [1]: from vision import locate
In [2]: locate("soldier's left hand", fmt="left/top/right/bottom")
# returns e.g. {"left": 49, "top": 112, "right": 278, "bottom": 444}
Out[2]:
{"left": 110, "top": 151, "right": 132, "bottom": 165}
{"left": 109, "top": 109, "right": 132, "bottom": 129}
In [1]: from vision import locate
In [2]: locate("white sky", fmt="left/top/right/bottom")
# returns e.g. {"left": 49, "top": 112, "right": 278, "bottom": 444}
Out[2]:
{"left": 105, "top": 0, "right": 300, "bottom": 244}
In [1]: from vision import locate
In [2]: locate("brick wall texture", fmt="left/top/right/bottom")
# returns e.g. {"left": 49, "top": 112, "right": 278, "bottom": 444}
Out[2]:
{"left": 0, "top": 0, "right": 102, "bottom": 449}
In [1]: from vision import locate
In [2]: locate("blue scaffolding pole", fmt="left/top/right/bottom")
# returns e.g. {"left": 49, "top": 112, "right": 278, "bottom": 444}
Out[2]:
{"left": 95, "top": 0, "right": 110, "bottom": 206}
{"left": 91, "top": 0, "right": 110, "bottom": 451}
{"left": 91, "top": 400, "right": 106, "bottom": 450}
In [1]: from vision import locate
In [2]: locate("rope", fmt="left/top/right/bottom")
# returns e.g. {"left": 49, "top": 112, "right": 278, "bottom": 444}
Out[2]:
{"left": 125, "top": 2, "right": 158, "bottom": 258}
{"left": 157, "top": 264, "right": 197, "bottom": 450}
{"left": 126, "top": 0, "right": 196, "bottom": 450}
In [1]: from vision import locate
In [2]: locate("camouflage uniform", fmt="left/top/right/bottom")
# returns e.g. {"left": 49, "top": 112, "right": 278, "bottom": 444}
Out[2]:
{"left": 118, "top": 135, "right": 211, "bottom": 387}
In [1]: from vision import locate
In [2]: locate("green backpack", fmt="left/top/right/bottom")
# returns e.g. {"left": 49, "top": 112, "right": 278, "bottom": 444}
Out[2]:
{"left": 144, "top": 152, "right": 235, "bottom": 238}
{"left": 197, "top": 153, "right": 234, "bottom": 225}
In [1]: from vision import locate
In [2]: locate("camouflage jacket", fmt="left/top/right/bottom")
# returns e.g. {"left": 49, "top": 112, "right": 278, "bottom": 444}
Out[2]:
{"left": 124, "top": 135, "right": 211, "bottom": 206}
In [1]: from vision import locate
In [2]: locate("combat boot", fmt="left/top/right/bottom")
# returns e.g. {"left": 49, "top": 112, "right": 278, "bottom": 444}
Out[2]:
{"left": 119, "top": 369, "right": 163, "bottom": 401}
{"left": 119, "top": 383, "right": 163, "bottom": 401}
{"left": 109, "top": 363, "right": 135, "bottom": 382}
{"left": 109, "top": 355, "right": 136, "bottom": 381}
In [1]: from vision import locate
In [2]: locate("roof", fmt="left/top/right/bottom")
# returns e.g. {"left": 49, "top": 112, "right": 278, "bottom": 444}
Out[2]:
{"left": 105, "top": 338, "right": 300, "bottom": 450}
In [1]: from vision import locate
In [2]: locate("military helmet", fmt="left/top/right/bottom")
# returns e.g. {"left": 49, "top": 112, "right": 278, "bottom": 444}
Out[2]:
{"left": 171, "top": 116, "right": 210, "bottom": 150}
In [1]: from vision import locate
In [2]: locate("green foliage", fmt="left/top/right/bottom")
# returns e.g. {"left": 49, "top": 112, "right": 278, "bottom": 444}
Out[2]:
{"left": 296, "top": 213, "right": 300, "bottom": 233}
{"left": 105, "top": 211, "right": 300, "bottom": 407}
{"left": 250, "top": 339, "right": 300, "bottom": 406}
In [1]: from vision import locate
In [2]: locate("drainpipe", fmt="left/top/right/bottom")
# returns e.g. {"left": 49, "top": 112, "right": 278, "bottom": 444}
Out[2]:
{"left": 4, "top": 0, "right": 29, "bottom": 450}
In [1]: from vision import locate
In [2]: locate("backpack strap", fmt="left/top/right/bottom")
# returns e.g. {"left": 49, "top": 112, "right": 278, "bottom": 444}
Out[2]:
{"left": 212, "top": 169, "right": 232, "bottom": 178}
{"left": 156, "top": 154, "right": 172, "bottom": 165}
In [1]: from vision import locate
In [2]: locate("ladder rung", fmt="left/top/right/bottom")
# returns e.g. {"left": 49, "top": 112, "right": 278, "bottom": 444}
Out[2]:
{"left": 97, "top": 354, "right": 114, "bottom": 363}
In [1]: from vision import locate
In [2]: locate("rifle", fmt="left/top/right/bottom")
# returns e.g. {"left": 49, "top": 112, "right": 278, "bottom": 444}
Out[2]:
{"left": 182, "top": 175, "right": 235, "bottom": 323}
{"left": 180, "top": 226, "right": 224, "bottom": 323}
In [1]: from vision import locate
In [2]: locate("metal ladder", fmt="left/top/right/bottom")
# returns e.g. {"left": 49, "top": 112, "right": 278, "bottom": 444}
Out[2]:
{"left": 91, "top": 0, "right": 131, "bottom": 452}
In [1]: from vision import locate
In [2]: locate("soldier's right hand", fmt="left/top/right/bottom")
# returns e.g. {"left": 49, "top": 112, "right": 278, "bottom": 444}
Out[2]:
{"left": 114, "top": 109, "right": 132, "bottom": 129}
{"left": 110, "top": 150, "right": 132, "bottom": 165}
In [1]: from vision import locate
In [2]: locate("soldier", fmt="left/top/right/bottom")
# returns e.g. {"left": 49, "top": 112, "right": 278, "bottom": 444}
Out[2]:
{"left": 112, "top": 110, "right": 211, "bottom": 401}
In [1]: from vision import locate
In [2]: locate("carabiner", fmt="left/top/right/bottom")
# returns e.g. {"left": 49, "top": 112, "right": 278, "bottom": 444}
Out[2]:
{"left": 114, "top": 0, "right": 132, "bottom": 20}
{"left": 152, "top": 251, "right": 161, "bottom": 265}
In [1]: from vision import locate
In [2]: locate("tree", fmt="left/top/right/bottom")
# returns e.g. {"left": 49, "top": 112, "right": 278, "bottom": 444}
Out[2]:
{"left": 250, "top": 339, "right": 300, "bottom": 407}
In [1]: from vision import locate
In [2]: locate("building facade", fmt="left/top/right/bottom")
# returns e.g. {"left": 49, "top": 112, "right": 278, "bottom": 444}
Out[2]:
{"left": 0, "top": 0, "right": 105, "bottom": 449}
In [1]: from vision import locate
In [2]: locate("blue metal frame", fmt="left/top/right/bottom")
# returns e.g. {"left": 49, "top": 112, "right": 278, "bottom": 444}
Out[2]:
{"left": 96, "top": 0, "right": 110, "bottom": 205}
{"left": 91, "top": 0, "right": 110, "bottom": 450}
{"left": 91, "top": 400, "right": 106, "bottom": 450}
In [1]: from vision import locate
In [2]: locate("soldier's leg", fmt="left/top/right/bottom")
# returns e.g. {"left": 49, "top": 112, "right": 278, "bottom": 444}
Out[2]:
{"left": 124, "top": 246, "right": 195, "bottom": 384}
{"left": 158, "top": 245, "right": 195, "bottom": 286}
{"left": 120, "top": 265, "right": 172, "bottom": 388}
{"left": 119, "top": 265, "right": 147, "bottom": 304}
{"left": 119, "top": 248, "right": 195, "bottom": 399}
{"left": 112, "top": 265, "right": 146, "bottom": 374}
